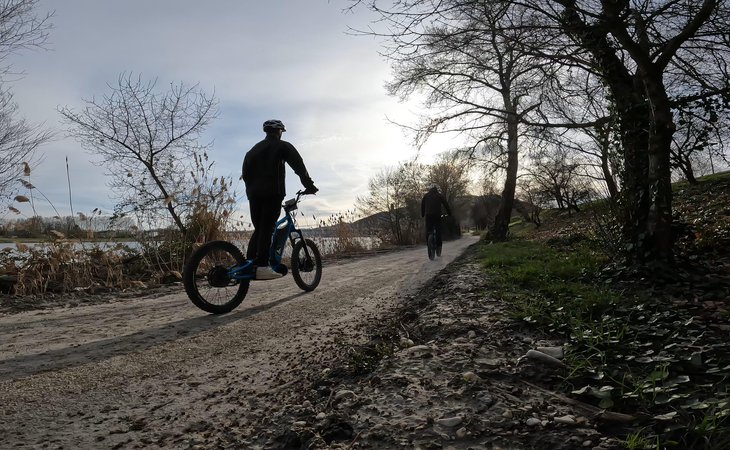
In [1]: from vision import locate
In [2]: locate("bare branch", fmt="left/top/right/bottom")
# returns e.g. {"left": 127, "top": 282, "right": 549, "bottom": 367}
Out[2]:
{"left": 59, "top": 73, "right": 219, "bottom": 234}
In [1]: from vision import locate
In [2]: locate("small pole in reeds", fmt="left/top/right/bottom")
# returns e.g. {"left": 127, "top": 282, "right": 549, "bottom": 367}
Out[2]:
{"left": 66, "top": 156, "right": 74, "bottom": 234}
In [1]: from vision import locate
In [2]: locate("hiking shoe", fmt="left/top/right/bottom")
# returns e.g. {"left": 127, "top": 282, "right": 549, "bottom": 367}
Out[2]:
{"left": 255, "top": 266, "right": 283, "bottom": 280}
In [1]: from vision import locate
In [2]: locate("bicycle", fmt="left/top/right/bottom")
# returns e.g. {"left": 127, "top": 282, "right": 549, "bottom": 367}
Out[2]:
{"left": 426, "top": 214, "right": 447, "bottom": 260}
{"left": 183, "top": 191, "right": 322, "bottom": 314}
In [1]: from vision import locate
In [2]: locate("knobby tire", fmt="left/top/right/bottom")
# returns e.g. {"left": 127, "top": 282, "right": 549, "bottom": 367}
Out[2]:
{"left": 427, "top": 233, "right": 436, "bottom": 260}
{"left": 291, "top": 238, "right": 322, "bottom": 291}
{"left": 183, "top": 240, "right": 249, "bottom": 314}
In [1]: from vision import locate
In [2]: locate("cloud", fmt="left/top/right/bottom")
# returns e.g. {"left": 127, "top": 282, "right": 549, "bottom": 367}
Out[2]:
{"left": 5, "top": 0, "right": 462, "bottom": 222}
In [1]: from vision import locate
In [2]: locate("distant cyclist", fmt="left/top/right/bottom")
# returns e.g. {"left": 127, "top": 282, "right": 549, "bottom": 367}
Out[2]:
{"left": 242, "top": 119, "right": 318, "bottom": 280}
{"left": 421, "top": 184, "right": 451, "bottom": 248}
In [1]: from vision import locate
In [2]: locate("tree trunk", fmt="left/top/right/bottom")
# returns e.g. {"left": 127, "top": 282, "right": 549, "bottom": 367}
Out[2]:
{"left": 390, "top": 207, "right": 402, "bottom": 245}
{"left": 555, "top": 191, "right": 565, "bottom": 210}
{"left": 613, "top": 74, "right": 676, "bottom": 264}
{"left": 532, "top": 209, "right": 541, "bottom": 227}
{"left": 677, "top": 154, "right": 698, "bottom": 184}
{"left": 146, "top": 161, "right": 187, "bottom": 235}
{"left": 490, "top": 111, "right": 519, "bottom": 240}
{"left": 612, "top": 79, "right": 652, "bottom": 264}
{"left": 600, "top": 145, "right": 620, "bottom": 200}
{"left": 557, "top": 2, "right": 647, "bottom": 262}
{"left": 643, "top": 72, "right": 675, "bottom": 262}
{"left": 165, "top": 203, "right": 187, "bottom": 235}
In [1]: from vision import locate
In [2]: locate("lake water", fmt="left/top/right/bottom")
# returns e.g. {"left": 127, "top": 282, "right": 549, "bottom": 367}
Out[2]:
{"left": 0, "top": 236, "right": 380, "bottom": 257}
{"left": 0, "top": 241, "right": 141, "bottom": 252}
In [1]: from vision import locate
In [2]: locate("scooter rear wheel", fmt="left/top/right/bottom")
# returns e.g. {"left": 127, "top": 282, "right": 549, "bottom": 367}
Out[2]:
{"left": 183, "top": 240, "right": 249, "bottom": 314}
{"left": 427, "top": 233, "right": 436, "bottom": 260}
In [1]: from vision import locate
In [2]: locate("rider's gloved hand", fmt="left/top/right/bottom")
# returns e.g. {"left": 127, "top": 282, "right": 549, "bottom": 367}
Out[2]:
{"left": 302, "top": 185, "right": 319, "bottom": 195}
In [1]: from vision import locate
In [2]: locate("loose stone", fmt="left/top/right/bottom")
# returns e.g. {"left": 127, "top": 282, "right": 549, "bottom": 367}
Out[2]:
{"left": 407, "top": 345, "right": 433, "bottom": 356}
{"left": 525, "top": 418, "right": 541, "bottom": 427}
{"left": 462, "top": 371, "right": 481, "bottom": 382}
{"left": 334, "top": 390, "right": 356, "bottom": 401}
{"left": 523, "top": 349, "right": 566, "bottom": 367}
{"left": 400, "top": 338, "right": 415, "bottom": 348}
{"left": 554, "top": 415, "right": 576, "bottom": 425}
{"left": 435, "top": 416, "right": 463, "bottom": 428}
{"left": 536, "top": 346, "right": 565, "bottom": 359}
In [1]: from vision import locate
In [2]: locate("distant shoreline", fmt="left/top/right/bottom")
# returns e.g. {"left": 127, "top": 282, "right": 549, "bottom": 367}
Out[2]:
{"left": 0, "top": 237, "right": 137, "bottom": 244}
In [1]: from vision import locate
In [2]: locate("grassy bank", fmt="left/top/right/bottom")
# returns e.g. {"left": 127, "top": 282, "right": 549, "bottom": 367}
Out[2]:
{"left": 478, "top": 238, "right": 729, "bottom": 449}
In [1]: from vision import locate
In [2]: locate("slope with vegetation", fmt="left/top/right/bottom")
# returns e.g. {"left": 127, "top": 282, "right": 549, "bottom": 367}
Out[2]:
{"left": 481, "top": 172, "right": 730, "bottom": 448}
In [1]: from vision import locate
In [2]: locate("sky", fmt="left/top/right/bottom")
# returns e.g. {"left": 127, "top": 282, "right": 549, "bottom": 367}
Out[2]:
{"left": 6, "top": 0, "right": 460, "bottom": 226}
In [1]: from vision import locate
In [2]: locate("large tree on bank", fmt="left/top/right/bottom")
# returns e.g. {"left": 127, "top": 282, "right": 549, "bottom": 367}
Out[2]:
{"left": 518, "top": 0, "right": 730, "bottom": 264}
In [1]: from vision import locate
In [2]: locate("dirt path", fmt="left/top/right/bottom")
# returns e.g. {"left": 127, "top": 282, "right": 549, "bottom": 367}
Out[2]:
{"left": 0, "top": 236, "right": 478, "bottom": 449}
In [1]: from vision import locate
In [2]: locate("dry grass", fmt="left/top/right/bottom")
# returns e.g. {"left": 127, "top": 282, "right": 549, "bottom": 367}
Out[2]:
{"left": 0, "top": 238, "right": 139, "bottom": 296}
{"left": 0, "top": 197, "right": 385, "bottom": 297}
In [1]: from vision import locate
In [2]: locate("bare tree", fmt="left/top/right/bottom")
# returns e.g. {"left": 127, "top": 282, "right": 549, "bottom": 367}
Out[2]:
{"left": 671, "top": 97, "right": 730, "bottom": 183}
{"left": 526, "top": 147, "right": 596, "bottom": 214}
{"left": 59, "top": 73, "right": 219, "bottom": 234}
{"left": 355, "top": 0, "right": 549, "bottom": 240}
{"left": 517, "top": 176, "right": 553, "bottom": 227}
{"left": 529, "top": 69, "right": 622, "bottom": 201}
{"left": 0, "top": 89, "right": 50, "bottom": 200}
{"left": 0, "top": 0, "right": 52, "bottom": 201}
{"left": 467, "top": 171, "right": 500, "bottom": 230}
{"left": 427, "top": 152, "right": 470, "bottom": 208}
{"left": 0, "top": 0, "right": 51, "bottom": 76}
{"left": 357, "top": 162, "right": 425, "bottom": 245}
{"left": 426, "top": 151, "right": 472, "bottom": 237}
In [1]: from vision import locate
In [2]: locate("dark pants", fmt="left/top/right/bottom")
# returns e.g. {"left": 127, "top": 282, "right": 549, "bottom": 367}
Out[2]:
{"left": 425, "top": 214, "right": 442, "bottom": 247}
{"left": 247, "top": 195, "right": 283, "bottom": 266}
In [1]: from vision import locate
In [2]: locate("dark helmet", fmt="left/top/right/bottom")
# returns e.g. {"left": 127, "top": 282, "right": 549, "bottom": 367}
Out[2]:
{"left": 263, "top": 119, "right": 286, "bottom": 132}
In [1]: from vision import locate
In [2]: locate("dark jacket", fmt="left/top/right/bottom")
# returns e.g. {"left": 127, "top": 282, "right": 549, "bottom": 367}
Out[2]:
{"left": 421, "top": 188, "right": 451, "bottom": 217}
{"left": 242, "top": 135, "right": 315, "bottom": 198}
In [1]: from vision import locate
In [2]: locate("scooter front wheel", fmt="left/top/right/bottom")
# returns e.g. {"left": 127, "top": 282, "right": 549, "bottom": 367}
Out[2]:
{"left": 183, "top": 240, "right": 249, "bottom": 314}
{"left": 291, "top": 238, "right": 322, "bottom": 291}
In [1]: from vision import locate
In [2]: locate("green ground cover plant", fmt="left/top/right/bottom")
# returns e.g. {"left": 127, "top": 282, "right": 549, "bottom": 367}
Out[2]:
{"left": 478, "top": 239, "right": 730, "bottom": 449}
